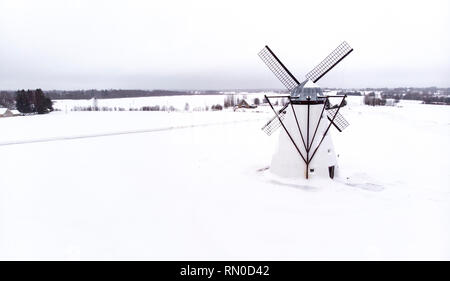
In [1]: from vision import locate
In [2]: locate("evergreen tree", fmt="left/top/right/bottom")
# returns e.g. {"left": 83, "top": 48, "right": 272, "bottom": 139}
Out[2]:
{"left": 15, "top": 89, "right": 53, "bottom": 114}
{"left": 15, "top": 90, "right": 32, "bottom": 113}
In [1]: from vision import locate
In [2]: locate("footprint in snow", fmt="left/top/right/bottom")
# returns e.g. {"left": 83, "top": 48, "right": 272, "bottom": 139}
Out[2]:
{"left": 345, "top": 182, "right": 384, "bottom": 192}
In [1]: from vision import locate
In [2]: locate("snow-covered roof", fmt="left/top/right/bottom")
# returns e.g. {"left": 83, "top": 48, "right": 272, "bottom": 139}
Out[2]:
{"left": 291, "top": 79, "right": 323, "bottom": 100}
{"left": 0, "top": 108, "right": 10, "bottom": 114}
{"left": 11, "top": 110, "right": 20, "bottom": 114}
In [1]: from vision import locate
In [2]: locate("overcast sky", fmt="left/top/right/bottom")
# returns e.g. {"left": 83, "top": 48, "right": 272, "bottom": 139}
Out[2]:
{"left": 0, "top": 0, "right": 449, "bottom": 90}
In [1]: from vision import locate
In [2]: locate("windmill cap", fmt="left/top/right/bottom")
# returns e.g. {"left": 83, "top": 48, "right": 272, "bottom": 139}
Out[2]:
{"left": 291, "top": 79, "right": 323, "bottom": 100}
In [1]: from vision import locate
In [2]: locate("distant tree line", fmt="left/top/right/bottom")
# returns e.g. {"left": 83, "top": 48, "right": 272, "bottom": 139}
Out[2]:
{"left": 224, "top": 95, "right": 247, "bottom": 108}
{"left": 42, "top": 89, "right": 223, "bottom": 100}
{"left": 0, "top": 91, "right": 15, "bottom": 108}
{"left": 15, "top": 89, "right": 53, "bottom": 114}
{"left": 422, "top": 96, "right": 450, "bottom": 105}
{"left": 224, "top": 95, "right": 236, "bottom": 108}
{"left": 380, "top": 87, "right": 450, "bottom": 105}
{"left": 337, "top": 91, "right": 361, "bottom": 96}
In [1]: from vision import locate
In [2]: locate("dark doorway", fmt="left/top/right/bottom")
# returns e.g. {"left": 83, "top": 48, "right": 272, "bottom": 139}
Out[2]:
{"left": 328, "top": 166, "right": 335, "bottom": 179}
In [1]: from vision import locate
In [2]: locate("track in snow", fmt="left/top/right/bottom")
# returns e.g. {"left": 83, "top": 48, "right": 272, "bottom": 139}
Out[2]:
{"left": 0, "top": 118, "right": 264, "bottom": 147}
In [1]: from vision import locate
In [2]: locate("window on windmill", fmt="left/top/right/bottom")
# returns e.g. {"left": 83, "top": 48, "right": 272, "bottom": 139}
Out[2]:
{"left": 310, "top": 168, "right": 315, "bottom": 173}
{"left": 328, "top": 149, "right": 331, "bottom": 154}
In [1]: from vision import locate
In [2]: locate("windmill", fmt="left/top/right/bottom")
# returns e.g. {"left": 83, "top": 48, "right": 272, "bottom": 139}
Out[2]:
{"left": 259, "top": 41, "right": 353, "bottom": 179}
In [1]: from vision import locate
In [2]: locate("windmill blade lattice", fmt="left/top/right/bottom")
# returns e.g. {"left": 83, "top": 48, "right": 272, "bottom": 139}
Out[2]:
{"left": 326, "top": 108, "right": 349, "bottom": 132}
{"left": 258, "top": 46, "right": 300, "bottom": 91}
{"left": 305, "top": 41, "right": 353, "bottom": 83}
{"left": 262, "top": 103, "right": 289, "bottom": 135}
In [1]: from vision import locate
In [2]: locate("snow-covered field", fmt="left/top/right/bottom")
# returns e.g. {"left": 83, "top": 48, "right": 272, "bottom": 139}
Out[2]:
{"left": 0, "top": 97, "right": 449, "bottom": 260}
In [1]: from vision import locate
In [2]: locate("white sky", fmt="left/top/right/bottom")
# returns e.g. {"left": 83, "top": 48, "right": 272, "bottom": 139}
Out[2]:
{"left": 0, "top": 0, "right": 449, "bottom": 90}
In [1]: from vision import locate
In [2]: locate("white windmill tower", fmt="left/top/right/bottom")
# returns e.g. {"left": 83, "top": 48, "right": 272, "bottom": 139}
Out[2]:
{"left": 259, "top": 42, "right": 353, "bottom": 179}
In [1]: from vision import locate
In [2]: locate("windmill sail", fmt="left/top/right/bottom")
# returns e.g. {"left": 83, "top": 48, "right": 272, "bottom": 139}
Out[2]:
{"left": 326, "top": 107, "right": 349, "bottom": 132}
{"left": 258, "top": 46, "right": 300, "bottom": 91}
{"left": 305, "top": 41, "right": 353, "bottom": 83}
{"left": 261, "top": 103, "right": 289, "bottom": 135}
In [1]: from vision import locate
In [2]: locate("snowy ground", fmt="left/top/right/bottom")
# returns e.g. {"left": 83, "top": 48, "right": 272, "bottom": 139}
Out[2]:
{"left": 0, "top": 98, "right": 449, "bottom": 260}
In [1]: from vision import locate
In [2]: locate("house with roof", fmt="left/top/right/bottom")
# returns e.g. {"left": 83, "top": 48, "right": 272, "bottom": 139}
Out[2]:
{"left": 236, "top": 99, "right": 257, "bottom": 109}
{"left": 0, "top": 108, "right": 14, "bottom": 117}
{"left": 11, "top": 110, "right": 21, "bottom": 116}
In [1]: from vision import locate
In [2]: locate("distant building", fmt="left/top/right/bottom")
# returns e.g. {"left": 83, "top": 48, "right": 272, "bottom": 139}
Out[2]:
{"left": 385, "top": 98, "right": 396, "bottom": 106}
{"left": 11, "top": 110, "right": 21, "bottom": 116}
{"left": 236, "top": 99, "right": 257, "bottom": 109}
{"left": 0, "top": 108, "right": 14, "bottom": 117}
